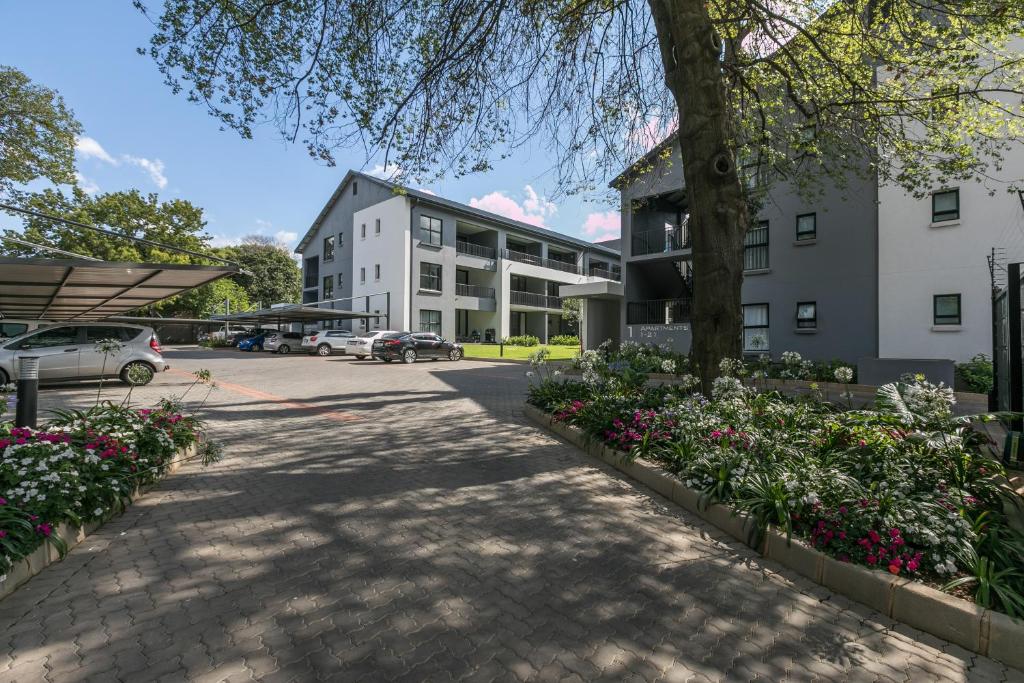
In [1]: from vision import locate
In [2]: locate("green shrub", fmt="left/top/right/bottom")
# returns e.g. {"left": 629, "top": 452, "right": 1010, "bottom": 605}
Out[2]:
{"left": 503, "top": 335, "right": 539, "bottom": 347}
{"left": 956, "top": 354, "right": 994, "bottom": 394}
{"left": 549, "top": 334, "right": 580, "bottom": 346}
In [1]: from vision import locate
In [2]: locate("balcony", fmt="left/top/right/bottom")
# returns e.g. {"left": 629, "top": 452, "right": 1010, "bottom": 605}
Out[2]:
{"left": 626, "top": 298, "right": 691, "bottom": 325}
{"left": 589, "top": 267, "right": 621, "bottom": 281}
{"left": 303, "top": 274, "right": 318, "bottom": 289}
{"left": 632, "top": 226, "right": 690, "bottom": 257}
{"left": 456, "top": 240, "right": 496, "bottom": 259}
{"left": 456, "top": 283, "right": 495, "bottom": 299}
{"left": 510, "top": 290, "right": 562, "bottom": 310}
{"left": 502, "top": 249, "right": 580, "bottom": 274}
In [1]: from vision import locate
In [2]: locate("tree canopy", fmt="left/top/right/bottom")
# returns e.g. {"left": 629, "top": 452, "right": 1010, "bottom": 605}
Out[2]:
{"left": 137, "top": 0, "right": 1024, "bottom": 379}
{"left": 220, "top": 235, "right": 301, "bottom": 307}
{"left": 0, "top": 65, "right": 81, "bottom": 199}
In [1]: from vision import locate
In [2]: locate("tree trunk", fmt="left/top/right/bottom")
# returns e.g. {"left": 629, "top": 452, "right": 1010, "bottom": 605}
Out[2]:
{"left": 648, "top": 0, "right": 748, "bottom": 393}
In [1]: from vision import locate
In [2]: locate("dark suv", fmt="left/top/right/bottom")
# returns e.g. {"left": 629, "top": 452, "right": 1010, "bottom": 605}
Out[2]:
{"left": 372, "top": 332, "right": 463, "bottom": 364}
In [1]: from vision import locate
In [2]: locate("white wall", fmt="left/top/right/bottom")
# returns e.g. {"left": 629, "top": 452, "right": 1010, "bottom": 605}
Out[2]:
{"left": 352, "top": 196, "right": 411, "bottom": 331}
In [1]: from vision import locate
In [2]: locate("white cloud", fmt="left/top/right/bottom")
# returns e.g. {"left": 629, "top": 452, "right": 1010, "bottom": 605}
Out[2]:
{"left": 274, "top": 230, "right": 298, "bottom": 246}
{"left": 123, "top": 156, "right": 167, "bottom": 189}
{"left": 581, "top": 211, "right": 620, "bottom": 242}
{"left": 469, "top": 186, "right": 558, "bottom": 227}
{"left": 209, "top": 234, "right": 244, "bottom": 248}
{"left": 74, "top": 172, "right": 100, "bottom": 195}
{"left": 75, "top": 136, "right": 116, "bottom": 164}
{"left": 368, "top": 163, "right": 404, "bottom": 179}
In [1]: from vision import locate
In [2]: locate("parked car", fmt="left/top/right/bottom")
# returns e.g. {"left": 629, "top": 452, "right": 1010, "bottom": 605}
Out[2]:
{"left": 237, "top": 333, "right": 268, "bottom": 352}
{"left": 345, "top": 330, "right": 399, "bottom": 359}
{"left": 199, "top": 327, "right": 247, "bottom": 343}
{"left": 229, "top": 328, "right": 277, "bottom": 347}
{"left": 264, "top": 331, "right": 303, "bottom": 354}
{"left": 302, "top": 330, "right": 355, "bottom": 356}
{"left": 0, "top": 323, "right": 166, "bottom": 386}
{"left": 372, "top": 332, "right": 463, "bottom": 364}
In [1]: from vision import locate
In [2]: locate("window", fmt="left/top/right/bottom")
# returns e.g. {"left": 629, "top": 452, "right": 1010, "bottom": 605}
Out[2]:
{"left": 744, "top": 221, "right": 769, "bottom": 270}
{"left": 338, "top": 273, "right": 344, "bottom": 287}
{"left": 323, "top": 235, "right": 335, "bottom": 262}
{"left": 375, "top": 218, "right": 381, "bottom": 235}
{"left": 322, "top": 276, "right": 334, "bottom": 300}
{"left": 360, "top": 267, "right": 366, "bottom": 284}
{"left": 420, "top": 215, "right": 442, "bottom": 246}
{"left": 742, "top": 304, "right": 769, "bottom": 353}
{"left": 374, "top": 264, "right": 381, "bottom": 281}
{"left": 86, "top": 326, "right": 142, "bottom": 342}
{"left": 361, "top": 223, "right": 366, "bottom": 239}
{"left": 934, "top": 294, "right": 961, "bottom": 326}
{"left": 932, "top": 189, "right": 959, "bottom": 223}
{"left": 419, "top": 309, "right": 442, "bottom": 334}
{"left": 353, "top": 181, "right": 358, "bottom": 195}
{"left": 796, "top": 213, "right": 816, "bottom": 241}
{"left": 420, "top": 262, "right": 442, "bottom": 291}
{"left": 11, "top": 326, "right": 78, "bottom": 350}
{"left": 0, "top": 323, "right": 28, "bottom": 338}
{"left": 338, "top": 232, "right": 344, "bottom": 247}
{"left": 796, "top": 302, "right": 817, "bottom": 329}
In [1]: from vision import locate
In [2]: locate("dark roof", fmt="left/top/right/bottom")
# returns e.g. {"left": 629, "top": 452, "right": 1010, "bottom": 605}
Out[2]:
{"left": 0, "top": 258, "right": 238, "bottom": 321}
{"left": 608, "top": 131, "right": 680, "bottom": 190}
{"left": 212, "top": 305, "right": 377, "bottom": 325}
{"left": 297, "top": 170, "right": 621, "bottom": 257}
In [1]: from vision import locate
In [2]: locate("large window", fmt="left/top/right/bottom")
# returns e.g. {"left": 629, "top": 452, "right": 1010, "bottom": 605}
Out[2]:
{"left": 932, "top": 189, "right": 960, "bottom": 223}
{"left": 420, "top": 262, "right": 442, "bottom": 291}
{"left": 744, "top": 221, "right": 769, "bottom": 270}
{"left": 796, "top": 213, "right": 816, "bottom": 241}
{"left": 322, "top": 276, "right": 334, "bottom": 300}
{"left": 420, "top": 215, "right": 442, "bottom": 246}
{"left": 419, "top": 309, "right": 442, "bottom": 334}
{"left": 10, "top": 326, "right": 78, "bottom": 350}
{"left": 742, "top": 304, "right": 769, "bottom": 353}
{"left": 323, "top": 235, "right": 335, "bottom": 262}
{"left": 934, "top": 294, "right": 961, "bottom": 326}
{"left": 0, "top": 323, "right": 28, "bottom": 338}
{"left": 796, "top": 302, "right": 817, "bottom": 329}
{"left": 86, "top": 326, "right": 142, "bottom": 342}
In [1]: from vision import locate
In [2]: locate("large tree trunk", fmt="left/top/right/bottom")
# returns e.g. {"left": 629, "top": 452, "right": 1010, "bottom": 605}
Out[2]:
{"left": 648, "top": 0, "right": 748, "bottom": 393}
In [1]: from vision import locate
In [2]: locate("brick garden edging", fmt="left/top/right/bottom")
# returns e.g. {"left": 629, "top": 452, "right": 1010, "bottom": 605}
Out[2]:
{"left": 0, "top": 443, "right": 197, "bottom": 602}
{"left": 523, "top": 403, "right": 1024, "bottom": 671}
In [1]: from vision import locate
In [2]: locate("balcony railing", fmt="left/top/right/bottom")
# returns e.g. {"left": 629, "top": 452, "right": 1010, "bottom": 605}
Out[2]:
{"left": 456, "top": 240, "right": 497, "bottom": 260}
{"left": 510, "top": 290, "right": 562, "bottom": 309}
{"left": 632, "top": 226, "right": 690, "bottom": 257}
{"left": 626, "top": 298, "right": 692, "bottom": 325}
{"left": 303, "top": 274, "right": 319, "bottom": 289}
{"left": 502, "top": 249, "right": 580, "bottom": 274}
{"left": 589, "top": 267, "right": 621, "bottom": 281}
{"left": 456, "top": 283, "right": 496, "bottom": 299}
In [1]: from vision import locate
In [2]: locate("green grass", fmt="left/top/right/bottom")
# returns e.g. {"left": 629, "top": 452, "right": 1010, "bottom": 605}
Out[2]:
{"left": 461, "top": 343, "right": 579, "bottom": 361}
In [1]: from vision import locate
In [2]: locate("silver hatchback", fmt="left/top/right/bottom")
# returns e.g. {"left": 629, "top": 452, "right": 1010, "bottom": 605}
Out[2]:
{"left": 0, "top": 323, "right": 168, "bottom": 385}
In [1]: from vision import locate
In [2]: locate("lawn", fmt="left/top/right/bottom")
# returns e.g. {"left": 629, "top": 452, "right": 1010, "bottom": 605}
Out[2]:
{"left": 461, "top": 343, "right": 579, "bottom": 361}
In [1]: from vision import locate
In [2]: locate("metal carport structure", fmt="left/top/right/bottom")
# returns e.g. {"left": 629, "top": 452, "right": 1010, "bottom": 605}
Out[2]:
{"left": 211, "top": 304, "right": 384, "bottom": 329}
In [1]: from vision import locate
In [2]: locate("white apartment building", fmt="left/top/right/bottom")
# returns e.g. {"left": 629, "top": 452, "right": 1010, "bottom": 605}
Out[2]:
{"left": 295, "top": 171, "right": 622, "bottom": 341}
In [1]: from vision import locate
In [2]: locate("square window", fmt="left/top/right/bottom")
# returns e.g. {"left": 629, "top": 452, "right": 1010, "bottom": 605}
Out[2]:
{"left": 420, "top": 262, "right": 442, "bottom": 291}
{"left": 934, "top": 294, "right": 961, "bottom": 325}
{"left": 796, "top": 213, "right": 816, "bottom": 241}
{"left": 742, "top": 303, "right": 769, "bottom": 352}
{"left": 932, "top": 189, "right": 959, "bottom": 223}
{"left": 419, "top": 309, "right": 442, "bottom": 335}
{"left": 796, "top": 301, "right": 817, "bottom": 329}
{"left": 420, "top": 215, "right": 442, "bottom": 246}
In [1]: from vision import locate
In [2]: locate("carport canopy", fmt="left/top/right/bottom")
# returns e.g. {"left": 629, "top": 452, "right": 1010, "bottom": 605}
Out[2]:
{"left": 0, "top": 257, "right": 239, "bottom": 321}
{"left": 212, "top": 305, "right": 379, "bottom": 326}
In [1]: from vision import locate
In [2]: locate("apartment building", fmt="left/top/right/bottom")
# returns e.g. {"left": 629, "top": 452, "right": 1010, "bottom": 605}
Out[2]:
{"left": 295, "top": 171, "right": 622, "bottom": 341}
{"left": 603, "top": 133, "right": 1024, "bottom": 364}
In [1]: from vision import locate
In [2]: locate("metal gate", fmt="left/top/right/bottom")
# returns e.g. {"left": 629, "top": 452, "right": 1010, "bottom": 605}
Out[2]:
{"left": 992, "top": 262, "right": 1024, "bottom": 468}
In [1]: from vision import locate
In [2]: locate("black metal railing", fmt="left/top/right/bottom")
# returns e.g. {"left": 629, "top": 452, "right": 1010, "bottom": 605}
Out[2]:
{"left": 456, "top": 283, "right": 495, "bottom": 298}
{"left": 510, "top": 290, "right": 562, "bottom": 309}
{"left": 303, "top": 274, "right": 318, "bottom": 289}
{"left": 632, "top": 226, "right": 690, "bottom": 256}
{"left": 589, "top": 267, "right": 621, "bottom": 281}
{"left": 626, "top": 298, "right": 692, "bottom": 325}
{"left": 502, "top": 249, "right": 580, "bottom": 274}
{"left": 456, "top": 240, "right": 497, "bottom": 260}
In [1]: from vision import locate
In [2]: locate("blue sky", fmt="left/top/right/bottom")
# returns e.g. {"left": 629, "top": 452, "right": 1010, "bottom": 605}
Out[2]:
{"left": 0, "top": 3, "right": 622, "bottom": 251}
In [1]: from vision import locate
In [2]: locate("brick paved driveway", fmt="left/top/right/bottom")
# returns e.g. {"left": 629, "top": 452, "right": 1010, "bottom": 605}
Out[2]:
{"left": 1, "top": 348, "right": 1021, "bottom": 682}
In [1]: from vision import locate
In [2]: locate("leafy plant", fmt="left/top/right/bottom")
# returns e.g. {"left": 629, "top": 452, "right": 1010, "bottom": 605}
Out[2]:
{"left": 502, "top": 335, "right": 539, "bottom": 347}
{"left": 956, "top": 354, "right": 994, "bottom": 395}
{"left": 549, "top": 334, "right": 580, "bottom": 346}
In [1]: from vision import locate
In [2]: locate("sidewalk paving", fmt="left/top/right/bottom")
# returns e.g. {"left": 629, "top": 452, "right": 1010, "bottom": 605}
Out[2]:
{"left": 0, "top": 350, "right": 1020, "bottom": 682}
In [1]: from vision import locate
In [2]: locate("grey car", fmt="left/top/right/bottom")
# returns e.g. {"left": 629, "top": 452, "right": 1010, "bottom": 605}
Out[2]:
{"left": 0, "top": 323, "right": 168, "bottom": 386}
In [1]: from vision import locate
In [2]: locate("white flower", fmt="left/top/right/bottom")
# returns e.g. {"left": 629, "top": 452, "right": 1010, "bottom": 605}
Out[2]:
{"left": 661, "top": 359, "right": 676, "bottom": 374}
{"left": 94, "top": 508, "right": 104, "bottom": 516}
{"left": 833, "top": 366, "right": 854, "bottom": 384}
{"left": 525, "top": 371, "right": 534, "bottom": 378}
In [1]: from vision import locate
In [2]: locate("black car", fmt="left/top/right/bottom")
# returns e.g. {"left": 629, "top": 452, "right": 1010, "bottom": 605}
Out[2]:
{"left": 372, "top": 332, "right": 463, "bottom": 363}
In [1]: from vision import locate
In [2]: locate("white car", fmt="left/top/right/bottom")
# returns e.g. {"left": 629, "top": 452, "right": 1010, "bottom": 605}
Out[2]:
{"left": 302, "top": 329, "right": 355, "bottom": 356}
{"left": 345, "top": 330, "right": 399, "bottom": 359}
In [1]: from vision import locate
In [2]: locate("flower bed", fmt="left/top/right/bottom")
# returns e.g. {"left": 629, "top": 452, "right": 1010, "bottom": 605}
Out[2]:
{"left": 0, "top": 399, "right": 210, "bottom": 592}
{"left": 527, "top": 360, "right": 1024, "bottom": 620}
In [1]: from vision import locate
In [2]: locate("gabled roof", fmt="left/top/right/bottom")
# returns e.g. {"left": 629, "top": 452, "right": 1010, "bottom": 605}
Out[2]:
{"left": 297, "top": 170, "right": 622, "bottom": 258}
{"left": 608, "top": 131, "right": 680, "bottom": 190}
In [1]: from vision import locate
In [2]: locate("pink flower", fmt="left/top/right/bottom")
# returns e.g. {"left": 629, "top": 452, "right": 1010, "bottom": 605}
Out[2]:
{"left": 0, "top": 530, "right": 7, "bottom": 538}
{"left": 35, "top": 523, "right": 52, "bottom": 537}
{"left": 866, "top": 555, "right": 877, "bottom": 565}
{"left": 711, "top": 430, "right": 722, "bottom": 439}
{"left": 868, "top": 530, "right": 881, "bottom": 544}
{"left": 907, "top": 560, "right": 919, "bottom": 572}
{"left": 0, "top": 497, "right": 6, "bottom": 506}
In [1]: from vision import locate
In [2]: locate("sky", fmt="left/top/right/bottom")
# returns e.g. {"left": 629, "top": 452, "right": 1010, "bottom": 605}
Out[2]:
{"left": 0, "top": 2, "right": 624, "bottom": 252}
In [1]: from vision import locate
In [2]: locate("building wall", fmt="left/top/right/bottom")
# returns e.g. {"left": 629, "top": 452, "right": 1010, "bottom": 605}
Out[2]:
{"left": 351, "top": 196, "right": 411, "bottom": 332}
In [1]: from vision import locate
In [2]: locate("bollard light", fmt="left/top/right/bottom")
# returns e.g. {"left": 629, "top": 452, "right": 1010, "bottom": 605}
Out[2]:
{"left": 15, "top": 356, "right": 39, "bottom": 429}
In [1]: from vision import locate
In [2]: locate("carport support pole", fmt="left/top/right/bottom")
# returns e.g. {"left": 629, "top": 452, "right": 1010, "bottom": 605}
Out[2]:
{"left": 15, "top": 356, "right": 39, "bottom": 429}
